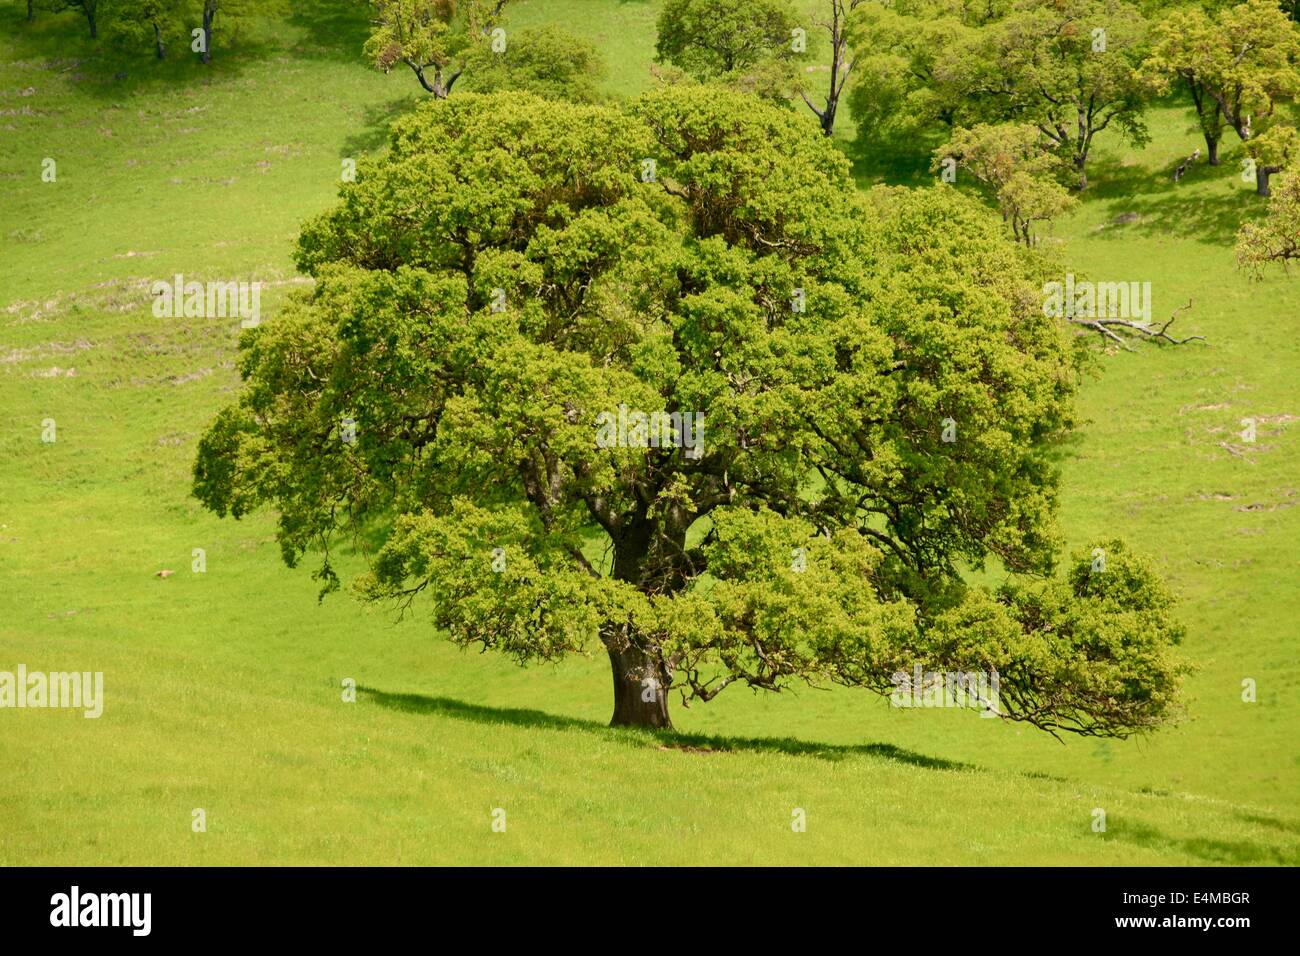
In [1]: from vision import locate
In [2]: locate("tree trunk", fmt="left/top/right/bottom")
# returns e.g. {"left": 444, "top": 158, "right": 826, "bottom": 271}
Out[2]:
{"left": 1256, "top": 166, "right": 1277, "bottom": 198}
{"left": 821, "top": 32, "right": 842, "bottom": 137}
{"left": 154, "top": 23, "right": 165, "bottom": 60}
{"left": 202, "top": 9, "right": 214, "bottom": 64}
{"left": 1075, "top": 154, "right": 1088, "bottom": 191}
{"left": 410, "top": 63, "right": 453, "bottom": 98}
{"left": 1205, "top": 135, "right": 1220, "bottom": 166}
{"left": 808, "top": 0, "right": 852, "bottom": 138}
{"left": 1189, "top": 81, "right": 1221, "bottom": 166}
{"left": 820, "top": 99, "right": 837, "bottom": 137}
{"left": 607, "top": 644, "right": 672, "bottom": 729}
{"left": 604, "top": 518, "right": 675, "bottom": 729}
{"left": 87, "top": 11, "right": 97, "bottom": 38}
{"left": 27, "top": 0, "right": 34, "bottom": 22}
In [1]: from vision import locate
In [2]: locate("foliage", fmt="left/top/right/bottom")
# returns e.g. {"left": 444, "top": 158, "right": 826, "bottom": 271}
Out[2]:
{"left": 846, "top": 0, "right": 1152, "bottom": 188}
{"left": 935, "top": 122, "right": 1078, "bottom": 243}
{"left": 1237, "top": 172, "right": 1300, "bottom": 269}
{"left": 103, "top": 0, "right": 188, "bottom": 58}
{"left": 655, "top": 0, "right": 797, "bottom": 77}
{"left": 364, "top": 0, "right": 508, "bottom": 96}
{"left": 653, "top": 0, "right": 800, "bottom": 102}
{"left": 461, "top": 23, "right": 605, "bottom": 102}
{"left": 846, "top": 1, "right": 986, "bottom": 143}
{"left": 937, "top": 539, "right": 1186, "bottom": 739}
{"left": 980, "top": 0, "right": 1153, "bottom": 189}
{"left": 1144, "top": 0, "right": 1300, "bottom": 161}
{"left": 1246, "top": 121, "right": 1300, "bottom": 194}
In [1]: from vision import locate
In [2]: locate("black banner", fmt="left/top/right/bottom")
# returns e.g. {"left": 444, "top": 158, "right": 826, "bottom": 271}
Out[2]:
{"left": 0, "top": 867, "right": 1289, "bottom": 941}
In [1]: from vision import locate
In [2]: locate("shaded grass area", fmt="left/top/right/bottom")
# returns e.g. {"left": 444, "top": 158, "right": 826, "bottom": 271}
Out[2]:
{"left": 361, "top": 685, "right": 974, "bottom": 769}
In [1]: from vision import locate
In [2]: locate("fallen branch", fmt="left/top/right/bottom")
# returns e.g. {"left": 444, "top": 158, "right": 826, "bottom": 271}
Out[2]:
{"left": 1068, "top": 299, "right": 1206, "bottom": 350}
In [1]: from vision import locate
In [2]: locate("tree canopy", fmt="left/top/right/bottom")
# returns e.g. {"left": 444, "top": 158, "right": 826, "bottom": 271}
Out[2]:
{"left": 364, "top": 0, "right": 509, "bottom": 96}
{"left": 1237, "top": 172, "right": 1300, "bottom": 269}
{"left": 652, "top": 0, "right": 801, "bottom": 103}
{"left": 1245, "top": 121, "right": 1300, "bottom": 195}
{"left": 936, "top": 122, "right": 1077, "bottom": 244}
{"left": 655, "top": 0, "right": 797, "bottom": 78}
{"left": 460, "top": 23, "right": 606, "bottom": 102}
{"left": 979, "top": 0, "right": 1153, "bottom": 190}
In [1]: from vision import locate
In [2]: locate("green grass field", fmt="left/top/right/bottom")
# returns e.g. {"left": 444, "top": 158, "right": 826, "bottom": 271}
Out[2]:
{"left": 2, "top": 0, "right": 1298, "bottom": 865}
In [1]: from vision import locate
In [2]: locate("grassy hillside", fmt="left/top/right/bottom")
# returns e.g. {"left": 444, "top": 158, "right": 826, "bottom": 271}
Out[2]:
{"left": 1, "top": 0, "right": 1297, "bottom": 865}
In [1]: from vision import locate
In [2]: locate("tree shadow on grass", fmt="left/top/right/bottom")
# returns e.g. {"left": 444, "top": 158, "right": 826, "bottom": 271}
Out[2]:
{"left": 1096, "top": 191, "right": 1256, "bottom": 248}
{"left": 0, "top": 5, "right": 266, "bottom": 102}
{"left": 286, "top": 0, "right": 375, "bottom": 64}
{"left": 1234, "top": 811, "right": 1300, "bottom": 837}
{"left": 359, "top": 685, "right": 970, "bottom": 770}
{"left": 1100, "top": 817, "right": 1299, "bottom": 866}
{"left": 339, "top": 94, "right": 424, "bottom": 158}
{"left": 1082, "top": 155, "right": 1259, "bottom": 247}
{"left": 845, "top": 132, "right": 947, "bottom": 190}
{"left": 1077, "top": 156, "right": 1166, "bottom": 204}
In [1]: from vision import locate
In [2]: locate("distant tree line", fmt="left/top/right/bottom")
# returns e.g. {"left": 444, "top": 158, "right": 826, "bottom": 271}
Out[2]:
{"left": 23, "top": 0, "right": 1300, "bottom": 267}
{"left": 643, "top": 0, "right": 1300, "bottom": 245}
{"left": 26, "top": 0, "right": 266, "bottom": 62}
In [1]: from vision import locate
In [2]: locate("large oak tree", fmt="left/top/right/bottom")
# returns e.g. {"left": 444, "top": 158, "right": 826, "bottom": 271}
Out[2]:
{"left": 194, "top": 89, "right": 1185, "bottom": 734}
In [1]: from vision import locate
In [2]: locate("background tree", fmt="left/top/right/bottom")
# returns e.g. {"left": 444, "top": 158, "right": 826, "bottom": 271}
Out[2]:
{"left": 48, "top": 0, "right": 100, "bottom": 38}
{"left": 461, "top": 24, "right": 605, "bottom": 102}
{"left": 1143, "top": 5, "right": 1228, "bottom": 165}
{"left": 198, "top": 0, "right": 212, "bottom": 62}
{"left": 365, "top": 0, "right": 508, "bottom": 97}
{"left": 1245, "top": 121, "right": 1300, "bottom": 195}
{"left": 801, "top": 0, "right": 868, "bottom": 136}
{"left": 1237, "top": 172, "right": 1300, "bottom": 268}
{"left": 194, "top": 89, "right": 1186, "bottom": 734}
{"left": 846, "top": 3, "right": 974, "bottom": 144}
{"left": 192, "top": 0, "right": 271, "bottom": 65}
{"left": 982, "top": 0, "right": 1152, "bottom": 190}
{"left": 655, "top": 0, "right": 797, "bottom": 80}
{"left": 1145, "top": 0, "right": 1300, "bottom": 166}
{"left": 936, "top": 122, "right": 1077, "bottom": 244}
{"left": 107, "top": 0, "right": 186, "bottom": 59}
{"left": 845, "top": 0, "right": 1017, "bottom": 148}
